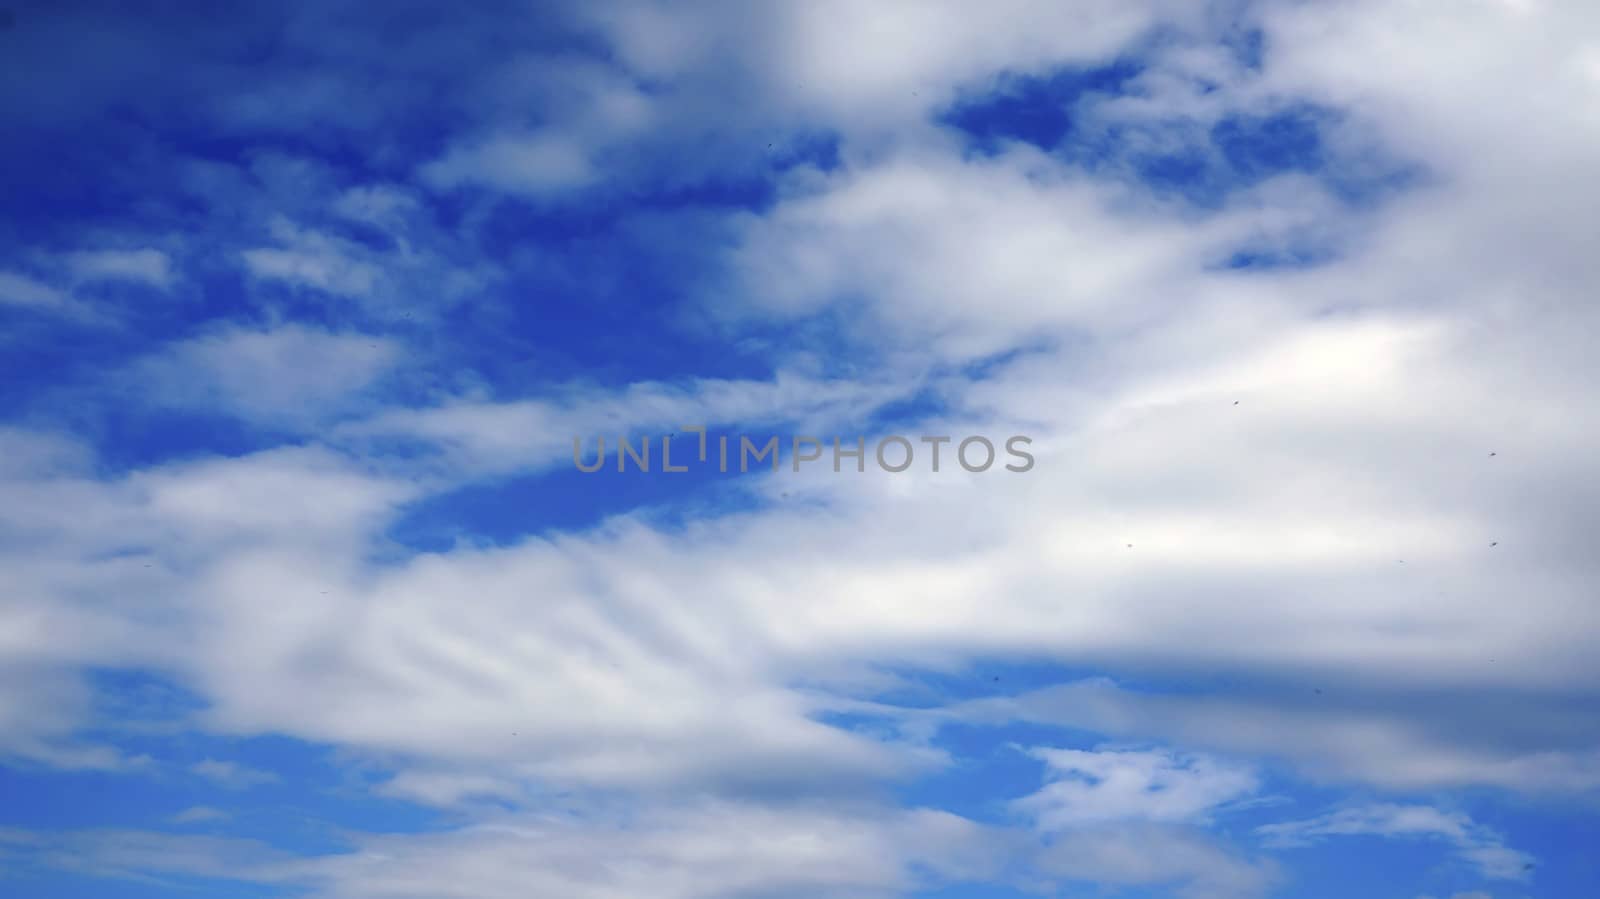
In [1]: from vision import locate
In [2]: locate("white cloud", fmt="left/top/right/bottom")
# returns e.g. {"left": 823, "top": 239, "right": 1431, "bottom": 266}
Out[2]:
{"left": 374, "top": 770, "right": 526, "bottom": 807}
{"left": 722, "top": 147, "right": 1280, "bottom": 361}
{"left": 170, "top": 806, "right": 230, "bottom": 824}
{"left": 1008, "top": 745, "right": 1274, "bottom": 899}
{"left": 1259, "top": 804, "right": 1534, "bottom": 881}
{"left": 0, "top": 427, "right": 93, "bottom": 480}
{"left": 1034, "top": 824, "right": 1277, "bottom": 899}
{"left": 295, "top": 801, "right": 996, "bottom": 899}
{"left": 589, "top": 0, "right": 1166, "bottom": 132}
{"left": 417, "top": 54, "right": 658, "bottom": 198}
{"left": 331, "top": 184, "right": 420, "bottom": 230}
{"left": 1015, "top": 747, "right": 1259, "bottom": 829}
{"left": 0, "top": 270, "right": 108, "bottom": 326}
{"left": 241, "top": 218, "right": 380, "bottom": 297}
{"left": 0, "top": 440, "right": 418, "bottom": 772}
{"left": 231, "top": 206, "right": 491, "bottom": 317}
{"left": 0, "top": 665, "right": 141, "bottom": 771}
{"left": 7, "top": 802, "right": 1000, "bottom": 899}
{"left": 131, "top": 323, "right": 401, "bottom": 427}
{"left": 937, "top": 679, "right": 1600, "bottom": 795}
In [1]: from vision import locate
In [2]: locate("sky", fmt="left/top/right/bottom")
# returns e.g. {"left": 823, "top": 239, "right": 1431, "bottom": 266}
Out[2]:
{"left": 2, "top": 1, "right": 1599, "bottom": 897}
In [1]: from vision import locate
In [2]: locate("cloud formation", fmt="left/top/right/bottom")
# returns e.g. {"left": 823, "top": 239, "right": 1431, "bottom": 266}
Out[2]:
{"left": 2, "top": 0, "right": 1598, "bottom": 897}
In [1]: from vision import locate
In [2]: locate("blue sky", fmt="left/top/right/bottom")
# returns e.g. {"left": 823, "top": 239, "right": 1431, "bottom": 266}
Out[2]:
{"left": 3, "top": 1, "right": 1599, "bottom": 897}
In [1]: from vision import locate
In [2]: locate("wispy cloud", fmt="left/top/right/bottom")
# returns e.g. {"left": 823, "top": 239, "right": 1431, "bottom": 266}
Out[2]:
{"left": 63, "top": 249, "right": 174, "bottom": 289}
{"left": 240, "top": 219, "right": 380, "bottom": 298}
{"left": 1258, "top": 804, "right": 1534, "bottom": 881}
{"left": 189, "top": 759, "right": 280, "bottom": 790}
{"left": 169, "top": 806, "right": 230, "bottom": 824}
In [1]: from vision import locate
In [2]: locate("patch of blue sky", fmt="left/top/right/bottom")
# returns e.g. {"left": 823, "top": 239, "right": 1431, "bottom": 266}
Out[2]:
{"left": 894, "top": 719, "right": 1070, "bottom": 822}
{"left": 80, "top": 407, "right": 291, "bottom": 473}
{"left": 1225, "top": 26, "right": 1267, "bottom": 72}
{"left": 8, "top": 672, "right": 446, "bottom": 842}
{"left": 943, "top": 61, "right": 1418, "bottom": 228}
{"left": 0, "top": 871, "right": 289, "bottom": 899}
{"left": 1222, "top": 246, "right": 1340, "bottom": 271}
{"left": 939, "top": 61, "right": 1144, "bottom": 155}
